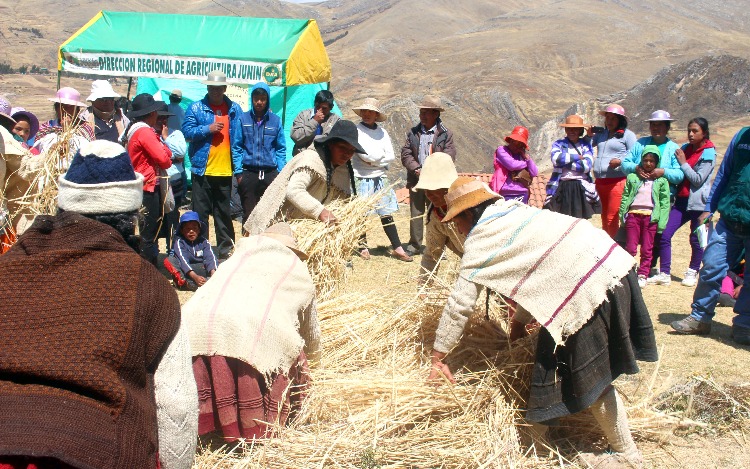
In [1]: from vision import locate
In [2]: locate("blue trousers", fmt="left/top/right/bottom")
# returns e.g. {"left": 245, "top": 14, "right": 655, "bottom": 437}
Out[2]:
{"left": 690, "top": 219, "right": 750, "bottom": 328}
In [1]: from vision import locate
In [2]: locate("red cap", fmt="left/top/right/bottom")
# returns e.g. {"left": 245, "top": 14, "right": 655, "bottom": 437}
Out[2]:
{"left": 505, "top": 125, "right": 529, "bottom": 148}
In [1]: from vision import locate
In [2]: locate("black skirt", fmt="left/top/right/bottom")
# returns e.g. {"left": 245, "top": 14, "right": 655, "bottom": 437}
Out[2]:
{"left": 525, "top": 269, "right": 658, "bottom": 423}
{"left": 544, "top": 179, "right": 601, "bottom": 219}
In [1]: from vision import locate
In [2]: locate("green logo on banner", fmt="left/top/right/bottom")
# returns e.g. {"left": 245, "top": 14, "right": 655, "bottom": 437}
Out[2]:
{"left": 263, "top": 65, "right": 281, "bottom": 84}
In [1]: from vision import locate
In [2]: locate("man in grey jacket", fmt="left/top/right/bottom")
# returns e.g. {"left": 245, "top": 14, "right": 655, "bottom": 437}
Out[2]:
{"left": 290, "top": 90, "right": 340, "bottom": 155}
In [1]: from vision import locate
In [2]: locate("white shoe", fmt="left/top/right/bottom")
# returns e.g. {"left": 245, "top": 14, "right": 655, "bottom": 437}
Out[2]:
{"left": 681, "top": 268, "right": 698, "bottom": 287}
{"left": 638, "top": 275, "right": 647, "bottom": 288}
{"left": 651, "top": 272, "right": 671, "bottom": 285}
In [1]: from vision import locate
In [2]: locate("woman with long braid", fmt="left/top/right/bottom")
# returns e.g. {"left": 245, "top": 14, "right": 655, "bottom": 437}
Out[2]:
{"left": 243, "top": 120, "right": 364, "bottom": 235}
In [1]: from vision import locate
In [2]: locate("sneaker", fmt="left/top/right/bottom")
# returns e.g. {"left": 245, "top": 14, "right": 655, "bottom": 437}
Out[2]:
{"left": 718, "top": 292, "right": 737, "bottom": 308}
{"left": 671, "top": 316, "right": 711, "bottom": 335}
{"left": 731, "top": 325, "right": 750, "bottom": 345}
{"left": 637, "top": 275, "right": 647, "bottom": 288}
{"left": 648, "top": 272, "right": 671, "bottom": 285}
{"left": 681, "top": 268, "right": 698, "bottom": 287}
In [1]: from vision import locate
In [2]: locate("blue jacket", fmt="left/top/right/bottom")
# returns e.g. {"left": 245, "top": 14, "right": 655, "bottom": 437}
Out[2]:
{"left": 622, "top": 136, "right": 684, "bottom": 193}
{"left": 238, "top": 82, "right": 287, "bottom": 171}
{"left": 173, "top": 235, "right": 218, "bottom": 275}
{"left": 181, "top": 94, "right": 243, "bottom": 176}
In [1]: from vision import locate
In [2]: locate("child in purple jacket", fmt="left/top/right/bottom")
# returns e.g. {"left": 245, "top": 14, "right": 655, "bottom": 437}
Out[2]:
{"left": 489, "top": 126, "right": 537, "bottom": 204}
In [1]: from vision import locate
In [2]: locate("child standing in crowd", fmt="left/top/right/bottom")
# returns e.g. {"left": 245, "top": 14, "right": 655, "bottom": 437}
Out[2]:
{"left": 165, "top": 211, "right": 217, "bottom": 291}
{"left": 659, "top": 118, "right": 716, "bottom": 287}
{"left": 490, "top": 126, "right": 537, "bottom": 204}
{"left": 544, "top": 115, "right": 600, "bottom": 218}
{"left": 619, "top": 146, "right": 671, "bottom": 287}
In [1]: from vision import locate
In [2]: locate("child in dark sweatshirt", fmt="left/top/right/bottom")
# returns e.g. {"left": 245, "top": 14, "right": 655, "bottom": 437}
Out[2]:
{"left": 164, "top": 211, "right": 217, "bottom": 291}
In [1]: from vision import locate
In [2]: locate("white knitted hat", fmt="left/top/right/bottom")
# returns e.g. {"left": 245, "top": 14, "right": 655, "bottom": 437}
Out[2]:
{"left": 57, "top": 140, "right": 144, "bottom": 214}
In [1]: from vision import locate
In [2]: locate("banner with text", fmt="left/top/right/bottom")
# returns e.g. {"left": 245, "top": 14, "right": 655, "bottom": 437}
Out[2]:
{"left": 61, "top": 52, "right": 284, "bottom": 86}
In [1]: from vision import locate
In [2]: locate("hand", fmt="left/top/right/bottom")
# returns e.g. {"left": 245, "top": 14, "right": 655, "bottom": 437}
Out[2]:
{"left": 635, "top": 165, "right": 651, "bottom": 180}
{"left": 509, "top": 318, "right": 529, "bottom": 341}
{"left": 161, "top": 125, "right": 169, "bottom": 140}
{"left": 608, "top": 158, "right": 621, "bottom": 169}
{"left": 236, "top": 174, "right": 243, "bottom": 185}
{"left": 318, "top": 208, "right": 338, "bottom": 226}
{"left": 585, "top": 126, "right": 594, "bottom": 138}
{"left": 522, "top": 152, "right": 530, "bottom": 161}
{"left": 652, "top": 168, "right": 665, "bottom": 178}
{"left": 415, "top": 168, "right": 421, "bottom": 177}
{"left": 312, "top": 108, "right": 326, "bottom": 124}
{"left": 427, "top": 351, "right": 456, "bottom": 384}
{"left": 698, "top": 211, "right": 712, "bottom": 225}
{"left": 209, "top": 122, "right": 225, "bottom": 133}
{"left": 189, "top": 271, "right": 208, "bottom": 286}
{"left": 675, "top": 148, "right": 687, "bottom": 165}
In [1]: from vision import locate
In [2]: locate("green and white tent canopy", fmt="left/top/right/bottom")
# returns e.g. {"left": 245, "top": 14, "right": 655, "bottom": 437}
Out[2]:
{"left": 59, "top": 11, "right": 331, "bottom": 86}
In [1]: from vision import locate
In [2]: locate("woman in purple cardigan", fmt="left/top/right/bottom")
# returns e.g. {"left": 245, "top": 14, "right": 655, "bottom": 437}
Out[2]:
{"left": 489, "top": 126, "right": 538, "bottom": 203}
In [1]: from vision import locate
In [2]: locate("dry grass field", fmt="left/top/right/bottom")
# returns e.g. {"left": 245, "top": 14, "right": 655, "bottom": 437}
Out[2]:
{"left": 172, "top": 202, "right": 749, "bottom": 468}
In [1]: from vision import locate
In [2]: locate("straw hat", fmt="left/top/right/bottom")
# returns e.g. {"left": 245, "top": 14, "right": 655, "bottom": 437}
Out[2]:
{"left": 599, "top": 104, "right": 626, "bottom": 117}
{"left": 201, "top": 70, "right": 229, "bottom": 86}
{"left": 314, "top": 120, "right": 367, "bottom": 154}
{"left": 442, "top": 176, "right": 500, "bottom": 223}
{"left": 646, "top": 110, "right": 674, "bottom": 122}
{"left": 413, "top": 152, "right": 458, "bottom": 191}
{"left": 352, "top": 98, "right": 386, "bottom": 122}
{"left": 87, "top": 80, "right": 121, "bottom": 102}
{"left": 48, "top": 87, "right": 87, "bottom": 107}
{"left": 261, "top": 222, "right": 308, "bottom": 260}
{"left": 559, "top": 114, "right": 587, "bottom": 128}
{"left": 504, "top": 125, "right": 529, "bottom": 148}
{"left": 418, "top": 95, "right": 445, "bottom": 112}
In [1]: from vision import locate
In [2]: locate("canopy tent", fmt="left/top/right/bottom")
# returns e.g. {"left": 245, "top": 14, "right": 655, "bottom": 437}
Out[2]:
{"left": 58, "top": 11, "right": 336, "bottom": 161}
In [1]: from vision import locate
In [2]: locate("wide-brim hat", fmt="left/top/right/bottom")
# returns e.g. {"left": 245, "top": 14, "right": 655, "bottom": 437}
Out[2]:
{"left": 10, "top": 107, "right": 39, "bottom": 138}
{"left": 413, "top": 152, "right": 458, "bottom": 191}
{"left": 128, "top": 93, "right": 163, "bottom": 119}
{"left": 201, "top": 70, "right": 229, "bottom": 86}
{"left": 261, "top": 222, "right": 308, "bottom": 260}
{"left": 352, "top": 98, "right": 386, "bottom": 122}
{"left": 314, "top": 120, "right": 367, "bottom": 154}
{"left": 87, "top": 80, "right": 121, "bottom": 102}
{"left": 559, "top": 114, "right": 587, "bottom": 128}
{"left": 170, "top": 89, "right": 183, "bottom": 98}
{"left": 646, "top": 110, "right": 674, "bottom": 122}
{"left": 157, "top": 102, "right": 174, "bottom": 117}
{"left": 599, "top": 104, "right": 626, "bottom": 117}
{"left": 504, "top": 125, "right": 529, "bottom": 148}
{"left": 442, "top": 176, "right": 501, "bottom": 223}
{"left": 57, "top": 140, "right": 144, "bottom": 215}
{"left": 0, "top": 96, "right": 16, "bottom": 128}
{"left": 418, "top": 95, "right": 445, "bottom": 112}
{"left": 48, "top": 87, "right": 87, "bottom": 107}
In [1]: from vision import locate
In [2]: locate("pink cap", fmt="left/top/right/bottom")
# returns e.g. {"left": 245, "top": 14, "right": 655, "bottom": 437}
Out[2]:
{"left": 645, "top": 110, "right": 674, "bottom": 122}
{"left": 598, "top": 104, "right": 626, "bottom": 117}
{"left": 48, "top": 87, "right": 87, "bottom": 107}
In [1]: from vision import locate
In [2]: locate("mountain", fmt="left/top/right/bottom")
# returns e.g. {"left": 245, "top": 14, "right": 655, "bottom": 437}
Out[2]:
{"left": 3, "top": 0, "right": 750, "bottom": 174}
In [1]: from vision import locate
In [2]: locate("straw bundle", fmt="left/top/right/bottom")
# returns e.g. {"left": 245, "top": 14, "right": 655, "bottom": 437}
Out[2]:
{"left": 289, "top": 195, "right": 382, "bottom": 301}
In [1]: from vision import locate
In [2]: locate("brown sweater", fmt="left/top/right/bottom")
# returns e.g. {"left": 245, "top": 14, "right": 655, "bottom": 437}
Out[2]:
{"left": 0, "top": 211, "right": 181, "bottom": 469}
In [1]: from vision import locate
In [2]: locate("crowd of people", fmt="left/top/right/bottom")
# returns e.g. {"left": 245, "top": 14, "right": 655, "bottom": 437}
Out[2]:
{"left": 0, "top": 69, "right": 748, "bottom": 468}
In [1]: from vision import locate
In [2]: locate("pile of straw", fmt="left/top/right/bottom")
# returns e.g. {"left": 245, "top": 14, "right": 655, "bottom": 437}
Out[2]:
{"left": 289, "top": 195, "right": 380, "bottom": 300}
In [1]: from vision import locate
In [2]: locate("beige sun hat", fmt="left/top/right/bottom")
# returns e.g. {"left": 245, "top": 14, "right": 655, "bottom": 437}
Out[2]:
{"left": 418, "top": 95, "right": 445, "bottom": 112}
{"left": 352, "top": 97, "right": 386, "bottom": 122}
{"left": 201, "top": 70, "right": 228, "bottom": 86}
{"left": 559, "top": 114, "right": 587, "bottom": 128}
{"left": 413, "top": 152, "right": 459, "bottom": 192}
{"left": 442, "top": 176, "right": 501, "bottom": 223}
{"left": 261, "top": 222, "right": 308, "bottom": 260}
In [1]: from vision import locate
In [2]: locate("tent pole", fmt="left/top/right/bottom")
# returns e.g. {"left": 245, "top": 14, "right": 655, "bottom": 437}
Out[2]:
{"left": 56, "top": 71, "right": 61, "bottom": 90}
{"left": 126, "top": 77, "right": 133, "bottom": 100}
{"left": 282, "top": 86, "right": 288, "bottom": 128}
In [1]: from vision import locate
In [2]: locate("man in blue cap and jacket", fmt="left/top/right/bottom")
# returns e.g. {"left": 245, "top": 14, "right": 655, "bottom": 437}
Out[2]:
{"left": 237, "top": 82, "right": 287, "bottom": 223}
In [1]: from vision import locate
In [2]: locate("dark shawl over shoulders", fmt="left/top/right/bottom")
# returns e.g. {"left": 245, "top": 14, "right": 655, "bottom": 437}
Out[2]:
{"left": 527, "top": 269, "right": 657, "bottom": 423}
{"left": 0, "top": 211, "right": 180, "bottom": 469}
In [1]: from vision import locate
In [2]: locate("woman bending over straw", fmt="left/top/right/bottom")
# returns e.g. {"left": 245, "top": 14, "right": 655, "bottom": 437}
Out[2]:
{"left": 244, "top": 120, "right": 365, "bottom": 235}
{"left": 183, "top": 223, "right": 320, "bottom": 441}
{"left": 429, "top": 177, "right": 657, "bottom": 467}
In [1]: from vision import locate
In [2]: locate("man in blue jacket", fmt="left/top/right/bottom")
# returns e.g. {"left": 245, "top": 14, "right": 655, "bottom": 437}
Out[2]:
{"left": 182, "top": 70, "right": 243, "bottom": 259}
{"left": 237, "top": 82, "right": 287, "bottom": 223}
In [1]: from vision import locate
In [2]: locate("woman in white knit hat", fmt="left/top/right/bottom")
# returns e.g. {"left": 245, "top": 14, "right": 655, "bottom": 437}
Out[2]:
{"left": 429, "top": 177, "right": 657, "bottom": 467}
{"left": 351, "top": 98, "right": 412, "bottom": 262}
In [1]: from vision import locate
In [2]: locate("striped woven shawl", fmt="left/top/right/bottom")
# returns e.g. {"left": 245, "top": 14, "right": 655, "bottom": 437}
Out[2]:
{"left": 460, "top": 199, "right": 635, "bottom": 345}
